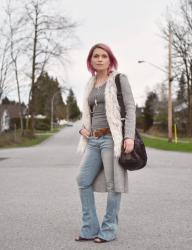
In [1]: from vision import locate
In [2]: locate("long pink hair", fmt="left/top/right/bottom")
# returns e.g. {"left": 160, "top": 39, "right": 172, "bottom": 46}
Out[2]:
{"left": 87, "top": 43, "right": 118, "bottom": 75}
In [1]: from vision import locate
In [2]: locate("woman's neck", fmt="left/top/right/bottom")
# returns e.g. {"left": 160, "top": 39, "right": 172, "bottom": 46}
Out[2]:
{"left": 95, "top": 71, "right": 108, "bottom": 86}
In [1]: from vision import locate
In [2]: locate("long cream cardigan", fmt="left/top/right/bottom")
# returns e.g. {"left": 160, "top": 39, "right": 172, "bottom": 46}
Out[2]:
{"left": 77, "top": 71, "right": 129, "bottom": 193}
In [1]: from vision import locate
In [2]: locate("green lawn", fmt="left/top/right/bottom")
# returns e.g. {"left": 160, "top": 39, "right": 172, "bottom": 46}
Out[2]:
{"left": 16, "top": 133, "right": 52, "bottom": 147}
{"left": 142, "top": 134, "right": 192, "bottom": 152}
{"left": 0, "top": 129, "right": 59, "bottom": 149}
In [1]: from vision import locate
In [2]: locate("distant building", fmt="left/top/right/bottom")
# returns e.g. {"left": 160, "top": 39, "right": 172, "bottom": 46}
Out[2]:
{"left": 0, "top": 108, "right": 10, "bottom": 132}
{"left": 136, "top": 106, "right": 144, "bottom": 117}
{"left": 136, "top": 106, "right": 145, "bottom": 130}
{"left": 0, "top": 104, "right": 27, "bottom": 132}
{"left": 174, "top": 102, "right": 188, "bottom": 135}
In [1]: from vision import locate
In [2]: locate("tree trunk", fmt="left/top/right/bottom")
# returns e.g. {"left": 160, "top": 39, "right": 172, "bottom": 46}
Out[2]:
{"left": 30, "top": 10, "right": 38, "bottom": 135}
{"left": 14, "top": 60, "right": 24, "bottom": 136}
{"left": 7, "top": 0, "right": 24, "bottom": 136}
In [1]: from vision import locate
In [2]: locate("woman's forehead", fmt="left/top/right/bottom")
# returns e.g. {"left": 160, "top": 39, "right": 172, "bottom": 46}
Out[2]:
{"left": 92, "top": 47, "right": 108, "bottom": 55}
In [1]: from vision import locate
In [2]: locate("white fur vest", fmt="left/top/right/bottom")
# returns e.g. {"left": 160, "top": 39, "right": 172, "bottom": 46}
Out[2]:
{"left": 77, "top": 71, "right": 123, "bottom": 157}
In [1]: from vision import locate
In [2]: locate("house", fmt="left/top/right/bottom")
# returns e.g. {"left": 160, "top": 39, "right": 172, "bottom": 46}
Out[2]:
{"left": 0, "top": 103, "right": 27, "bottom": 132}
{"left": 174, "top": 102, "right": 188, "bottom": 134}
{"left": 136, "top": 106, "right": 145, "bottom": 129}
{"left": 0, "top": 108, "right": 10, "bottom": 132}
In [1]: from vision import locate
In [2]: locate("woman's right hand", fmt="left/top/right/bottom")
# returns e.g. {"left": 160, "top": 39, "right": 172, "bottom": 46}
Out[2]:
{"left": 79, "top": 128, "right": 91, "bottom": 138}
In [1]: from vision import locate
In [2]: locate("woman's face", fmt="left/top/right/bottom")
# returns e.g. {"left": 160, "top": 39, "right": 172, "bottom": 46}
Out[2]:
{"left": 91, "top": 48, "right": 110, "bottom": 73}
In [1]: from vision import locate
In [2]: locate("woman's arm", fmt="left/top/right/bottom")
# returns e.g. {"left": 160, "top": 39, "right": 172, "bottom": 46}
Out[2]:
{"left": 120, "top": 74, "right": 136, "bottom": 139}
{"left": 119, "top": 74, "right": 136, "bottom": 153}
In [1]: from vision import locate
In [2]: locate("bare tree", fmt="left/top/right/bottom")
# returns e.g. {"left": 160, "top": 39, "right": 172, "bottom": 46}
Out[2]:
{"left": 21, "top": 0, "right": 77, "bottom": 133}
{"left": 0, "top": 0, "right": 78, "bottom": 134}
{"left": 5, "top": 0, "right": 25, "bottom": 135}
{"left": 0, "top": 25, "right": 11, "bottom": 103}
{"left": 161, "top": 0, "right": 192, "bottom": 136}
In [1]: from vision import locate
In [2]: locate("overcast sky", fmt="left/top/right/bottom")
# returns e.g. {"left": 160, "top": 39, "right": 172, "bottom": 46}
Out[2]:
{"left": 56, "top": 0, "right": 175, "bottom": 109}
{"left": 1, "top": 0, "right": 176, "bottom": 109}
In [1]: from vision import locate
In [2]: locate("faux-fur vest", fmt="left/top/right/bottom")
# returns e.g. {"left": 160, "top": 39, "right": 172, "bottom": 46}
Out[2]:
{"left": 77, "top": 71, "right": 123, "bottom": 157}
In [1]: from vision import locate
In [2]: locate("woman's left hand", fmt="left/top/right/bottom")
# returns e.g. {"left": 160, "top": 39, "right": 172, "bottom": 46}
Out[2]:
{"left": 123, "top": 138, "right": 134, "bottom": 153}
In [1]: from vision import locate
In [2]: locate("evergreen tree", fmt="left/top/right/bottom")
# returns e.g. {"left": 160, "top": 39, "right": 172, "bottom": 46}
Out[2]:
{"left": 177, "top": 72, "right": 187, "bottom": 104}
{"left": 153, "top": 82, "right": 168, "bottom": 131}
{"left": 66, "top": 88, "right": 81, "bottom": 120}
{"left": 1, "top": 97, "right": 26, "bottom": 107}
{"left": 144, "top": 92, "right": 158, "bottom": 131}
{"left": 2, "top": 97, "right": 11, "bottom": 105}
{"left": 29, "top": 72, "right": 66, "bottom": 120}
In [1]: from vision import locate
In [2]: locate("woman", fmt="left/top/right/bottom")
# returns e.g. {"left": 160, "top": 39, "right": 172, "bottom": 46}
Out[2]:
{"left": 76, "top": 43, "right": 136, "bottom": 243}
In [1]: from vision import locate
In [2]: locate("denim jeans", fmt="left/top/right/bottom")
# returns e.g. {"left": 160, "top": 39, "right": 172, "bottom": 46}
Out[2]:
{"left": 77, "top": 135, "right": 121, "bottom": 241}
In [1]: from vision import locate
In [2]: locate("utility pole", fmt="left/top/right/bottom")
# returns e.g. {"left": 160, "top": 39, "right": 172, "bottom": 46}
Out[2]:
{"left": 168, "top": 23, "right": 173, "bottom": 143}
{"left": 0, "top": 87, "right": 2, "bottom": 104}
{"left": 51, "top": 92, "right": 57, "bottom": 131}
{"left": 138, "top": 27, "right": 174, "bottom": 143}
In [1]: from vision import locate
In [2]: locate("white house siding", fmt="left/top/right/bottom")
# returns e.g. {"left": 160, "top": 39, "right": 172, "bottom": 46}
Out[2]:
{"left": 0, "top": 110, "right": 10, "bottom": 132}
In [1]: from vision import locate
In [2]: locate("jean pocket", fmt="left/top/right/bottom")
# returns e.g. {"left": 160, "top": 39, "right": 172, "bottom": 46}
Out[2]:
{"left": 87, "top": 136, "right": 95, "bottom": 142}
{"left": 103, "top": 135, "right": 112, "bottom": 139}
{"left": 88, "top": 136, "right": 94, "bottom": 139}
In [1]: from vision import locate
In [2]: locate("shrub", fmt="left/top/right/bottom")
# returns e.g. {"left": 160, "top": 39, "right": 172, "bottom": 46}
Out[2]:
{"left": 34, "top": 118, "right": 50, "bottom": 131}
{"left": 9, "top": 117, "right": 51, "bottom": 131}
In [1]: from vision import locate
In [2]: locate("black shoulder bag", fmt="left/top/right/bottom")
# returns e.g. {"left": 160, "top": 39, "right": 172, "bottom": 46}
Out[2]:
{"left": 115, "top": 74, "right": 147, "bottom": 171}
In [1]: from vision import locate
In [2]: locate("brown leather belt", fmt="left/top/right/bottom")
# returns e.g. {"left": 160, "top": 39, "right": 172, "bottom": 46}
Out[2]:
{"left": 91, "top": 127, "right": 111, "bottom": 138}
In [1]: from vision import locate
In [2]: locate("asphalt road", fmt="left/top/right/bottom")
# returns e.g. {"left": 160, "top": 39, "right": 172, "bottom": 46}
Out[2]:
{"left": 0, "top": 122, "right": 192, "bottom": 250}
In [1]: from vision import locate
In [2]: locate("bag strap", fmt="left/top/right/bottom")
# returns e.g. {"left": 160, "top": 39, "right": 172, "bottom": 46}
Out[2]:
{"left": 115, "top": 73, "right": 126, "bottom": 136}
{"left": 115, "top": 74, "right": 126, "bottom": 119}
{"left": 90, "top": 104, "right": 93, "bottom": 134}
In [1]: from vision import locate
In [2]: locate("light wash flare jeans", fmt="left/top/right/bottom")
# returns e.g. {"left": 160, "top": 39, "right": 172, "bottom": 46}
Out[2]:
{"left": 76, "top": 135, "right": 121, "bottom": 241}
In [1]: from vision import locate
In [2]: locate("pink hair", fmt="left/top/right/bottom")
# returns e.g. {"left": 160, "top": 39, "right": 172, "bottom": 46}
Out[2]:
{"left": 87, "top": 43, "right": 118, "bottom": 75}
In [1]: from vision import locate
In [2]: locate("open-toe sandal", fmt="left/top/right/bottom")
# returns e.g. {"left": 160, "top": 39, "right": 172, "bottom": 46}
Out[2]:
{"left": 94, "top": 237, "right": 108, "bottom": 243}
{"left": 75, "top": 236, "right": 95, "bottom": 241}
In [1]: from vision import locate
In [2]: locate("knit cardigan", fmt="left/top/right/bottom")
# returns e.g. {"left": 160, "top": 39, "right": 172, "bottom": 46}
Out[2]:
{"left": 77, "top": 71, "right": 135, "bottom": 193}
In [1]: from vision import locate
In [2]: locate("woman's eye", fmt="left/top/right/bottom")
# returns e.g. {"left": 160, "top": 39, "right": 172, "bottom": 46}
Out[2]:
{"left": 92, "top": 54, "right": 108, "bottom": 59}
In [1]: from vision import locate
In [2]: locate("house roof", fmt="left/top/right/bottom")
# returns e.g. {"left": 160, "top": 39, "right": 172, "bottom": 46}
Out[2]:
{"left": 0, "top": 104, "right": 27, "bottom": 118}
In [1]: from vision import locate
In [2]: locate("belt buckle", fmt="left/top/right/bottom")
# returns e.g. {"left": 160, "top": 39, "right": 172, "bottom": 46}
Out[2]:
{"left": 93, "top": 130, "right": 99, "bottom": 139}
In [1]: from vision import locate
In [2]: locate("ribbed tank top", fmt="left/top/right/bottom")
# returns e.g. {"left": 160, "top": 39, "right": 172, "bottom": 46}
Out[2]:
{"left": 88, "top": 82, "right": 109, "bottom": 130}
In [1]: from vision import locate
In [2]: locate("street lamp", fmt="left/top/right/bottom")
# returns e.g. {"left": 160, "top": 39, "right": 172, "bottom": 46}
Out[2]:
{"left": 51, "top": 86, "right": 69, "bottom": 131}
{"left": 137, "top": 60, "right": 167, "bottom": 73}
{"left": 138, "top": 60, "right": 173, "bottom": 142}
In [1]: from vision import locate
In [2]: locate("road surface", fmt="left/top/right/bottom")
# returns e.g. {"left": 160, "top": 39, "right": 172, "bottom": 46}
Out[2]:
{"left": 0, "top": 122, "right": 192, "bottom": 250}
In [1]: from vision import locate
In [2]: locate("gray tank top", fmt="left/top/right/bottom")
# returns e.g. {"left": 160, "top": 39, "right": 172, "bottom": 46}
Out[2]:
{"left": 88, "top": 83, "right": 109, "bottom": 130}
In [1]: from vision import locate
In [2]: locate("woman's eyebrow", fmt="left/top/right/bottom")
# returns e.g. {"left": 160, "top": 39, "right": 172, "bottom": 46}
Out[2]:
{"left": 93, "top": 53, "right": 107, "bottom": 56}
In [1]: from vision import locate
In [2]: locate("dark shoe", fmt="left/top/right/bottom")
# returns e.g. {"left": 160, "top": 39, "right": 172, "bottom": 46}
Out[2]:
{"left": 75, "top": 236, "right": 95, "bottom": 242}
{"left": 94, "top": 237, "right": 108, "bottom": 243}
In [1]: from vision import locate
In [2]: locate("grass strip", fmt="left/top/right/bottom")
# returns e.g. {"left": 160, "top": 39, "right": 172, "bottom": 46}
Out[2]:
{"left": 142, "top": 135, "right": 192, "bottom": 152}
{"left": 16, "top": 133, "right": 52, "bottom": 147}
{"left": 0, "top": 130, "right": 58, "bottom": 149}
